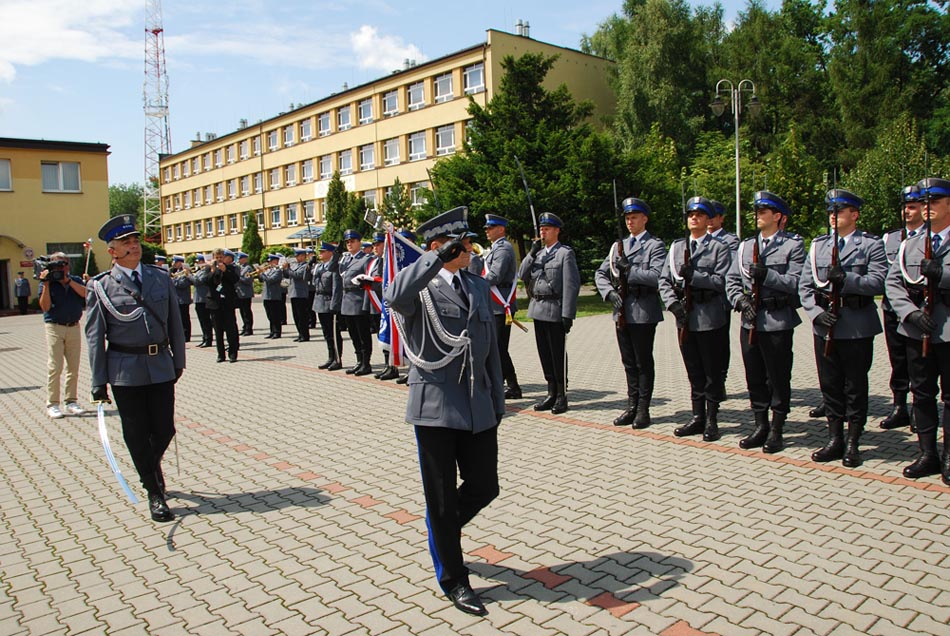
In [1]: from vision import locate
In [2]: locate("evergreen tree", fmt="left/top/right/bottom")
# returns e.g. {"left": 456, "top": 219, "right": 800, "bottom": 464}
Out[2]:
{"left": 241, "top": 215, "right": 264, "bottom": 264}
{"left": 323, "top": 172, "right": 349, "bottom": 241}
{"left": 380, "top": 178, "right": 415, "bottom": 230}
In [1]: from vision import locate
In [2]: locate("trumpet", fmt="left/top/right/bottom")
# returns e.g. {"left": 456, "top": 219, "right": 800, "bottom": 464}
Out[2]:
{"left": 170, "top": 267, "right": 192, "bottom": 279}
{"left": 470, "top": 242, "right": 486, "bottom": 256}
{"left": 246, "top": 262, "right": 278, "bottom": 278}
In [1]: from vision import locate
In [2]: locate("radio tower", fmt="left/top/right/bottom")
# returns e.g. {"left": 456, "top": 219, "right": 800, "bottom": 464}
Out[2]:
{"left": 143, "top": 0, "right": 171, "bottom": 243}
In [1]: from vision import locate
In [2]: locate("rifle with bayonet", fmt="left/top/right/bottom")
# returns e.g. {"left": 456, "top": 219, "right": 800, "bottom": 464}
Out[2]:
{"left": 612, "top": 180, "right": 628, "bottom": 329}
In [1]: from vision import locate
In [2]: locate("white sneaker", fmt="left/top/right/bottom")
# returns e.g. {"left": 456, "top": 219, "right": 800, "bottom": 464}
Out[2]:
{"left": 47, "top": 405, "right": 64, "bottom": 419}
{"left": 65, "top": 402, "right": 85, "bottom": 415}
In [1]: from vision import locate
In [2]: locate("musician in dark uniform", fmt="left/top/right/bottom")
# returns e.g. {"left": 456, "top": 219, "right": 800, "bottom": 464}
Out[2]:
{"left": 800, "top": 189, "right": 887, "bottom": 468}
{"left": 885, "top": 177, "right": 950, "bottom": 484}
{"left": 312, "top": 242, "right": 344, "bottom": 370}
{"left": 594, "top": 197, "right": 666, "bottom": 429}
{"left": 260, "top": 254, "right": 286, "bottom": 339}
{"left": 192, "top": 254, "right": 213, "bottom": 347}
{"left": 284, "top": 248, "right": 312, "bottom": 342}
{"left": 660, "top": 197, "right": 732, "bottom": 441}
{"left": 518, "top": 213, "right": 581, "bottom": 414}
{"left": 726, "top": 192, "right": 805, "bottom": 454}
{"left": 384, "top": 206, "right": 504, "bottom": 617}
{"left": 478, "top": 214, "right": 522, "bottom": 398}
{"left": 208, "top": 248, "right": 241, "bottom": 363}
{"left": 879, "top": 185, "right": 926, "bottom": 430}
{"left": 85, "top": 216, "right": 185, "bottom": 522}
{"left": 235, "top": 251, "right": 255, "bottom": 336}
{"left": 170, "top": 255, "right": 193, "bottom": 342}
{"left": 340, "top": 230, "right": 373, "bottom": 375}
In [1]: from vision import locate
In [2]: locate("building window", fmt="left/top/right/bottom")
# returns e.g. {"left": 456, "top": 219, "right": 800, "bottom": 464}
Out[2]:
{"left": 239, "top": 140, "right": 249, "bottom": 160}
{"left": 184, "top": 191, "right": 192, "bottom": 208}
{"left": 166, "top": 227, "right": 173, "bottom": 242}
{"left": 256, "top": 210, "right": 265, "bottom": 227}
{"left": 228, "top": 179, "right": 237, "bottom": 199}
{"left": 302, "top": 159, "right": 313, "bottom": 183}
{"left": 195, "top": 221, "right": 203, "bottom": 238}
{"left": 287, "top": 202, "right": 298, "bottom": 226}
{"left": 165, "top": 197, "right": 172, "bottom": 213}
{"left": 182, "top": 162, "right": 190, "bottom": 177}
{"left": 252, "top": 136, "right": 261, "bottom": 156}
{"left": 206, "top": 219, "right": 214, "bottom": 236}
{"left": 434, "top": 73, "right": 453, "bottom": 103}
{"left": 271, "top": 207, "right": 282, "bottom": 228}
{"left": 359, "top": 144, "right": 375, "bottom": 171}
{"left": 174, "top": 194, "right": 181, "bottom": 210}
{"left": 285, "top": 163, "right": 296, "bottom": 186}
{"left": 176, "top": 225, "right": 183, "bottom": 241}
{"left": 192, "top": 157, "right": 200, "bottom": 173}
{"left": 226, "top": 145, "right": 234, "bottom": 163}
{"left": 203, "top": 153, "right": 211, "bottom": 170}
{"left": 408, "top": 82, "right": 424, "bottom": 110}
{"left": 217, "top": 217, "right": 226, "bottom": 236}
{"left": 214, "top": 149, "right": 223, "bottom": 167}
{"left": 300, "top": 118, "right": 312, "bottom": 141}
{"left": 337, "top": 105, "right": 351, "bottom": 131}
{"left": 268, "top": 130, "right": 279, "bottom": 151}
{"left": 41, "top": 162, "right": 81, "bottom": 192}
{"left": 0, "top": 159, "right": 11, "bottom": 190}
{"left": 229, "top": 214, "right": 239, "bottom": 234}
{"left": 320, "top": 200, "right": 328, "bottom": 222}
{"left": 303, "top": 200, "right": 315, "bottom": 222}
{"left": 215, "top": 183, "right": 224, "bottom": 201}
{"left": 269, "top": 168, "right": 280, "bottom": 189}
{"left": 318, "top": 112, "right": 331, "bottom": 136}
{"left": 464, "top": 63, "right": 484, "bottom": 94}
{"left": 204, "top": 185, "right": 213, "bottom": 204}
{"left": 358, "top": 98, "right": 373, "bottom": 124}
{"left": 193, "top": 188, "right": 201, "bottom": 206}
{"left": 254, "top": 172, "right": 263, "bottom": 193}
{"left": 408, "top": 132, "right": 426, "bottom": 161}
{"left": 410, "top": 183, "right": 428, "bottom": 207}
{"left": 382, "top": 90, "right": 398, "bottom": 116}
{"left": 240, "top": 175, "right": 250, "bottom": 196}
{"left": 383, "top": 138, "right": 400, "bottom": 166}
{"left": 284, "top": 125, "right": 295, "bottom": 147}
{"left": 185, "top": 223, "right": 193, "bottom": 240}
{"left": 363, "top": 191, "right": 376, "bottom": 211}
{"left": 173, "top": 164, "right": 180, "bottom": 180}
{"left": 339, "top": 149, "right": 352, "bottom": 175}
{"left": 436, "top": 125, "right": 455, "bottom": 156}
{"left": 319, "top": 155, "right": 332, "bottom": 179}
{"left": 163, "top": 167, "right": 171, "bottom": 183}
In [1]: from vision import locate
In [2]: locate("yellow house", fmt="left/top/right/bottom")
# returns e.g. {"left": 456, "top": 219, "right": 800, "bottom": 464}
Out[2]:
{"left": 0, "top": 138, "right": 111, "bottom": 311}
{"left": 158, "top": 28, "right": 616, "bottom": 255}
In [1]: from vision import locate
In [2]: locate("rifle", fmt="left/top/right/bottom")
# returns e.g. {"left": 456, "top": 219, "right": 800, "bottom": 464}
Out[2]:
{"left": 748, "top": 238, "right": 760, "bottom": 345}
{"left": 923, "top": 189, "right": 934, "bottom": 358}
{"left": 678, "top": 202, "right": 691, "bottom": 346}
{"left": 513, "top": 155, "right": 539, "bottom": 238}
{"left": 426, "top": 168, "right": 442, "bottom": 212}
{"left": 612, "top": 180, "right": 628, "bottom": 329}
{"left": 823, "top": 188, "right": 841, "bottom": 357}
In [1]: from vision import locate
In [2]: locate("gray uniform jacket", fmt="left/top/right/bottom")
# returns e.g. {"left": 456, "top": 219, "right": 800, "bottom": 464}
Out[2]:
{"left": 362, "top": 255, "right": 384, "bottom": 314}
{"left": 481, "top": 237, "right": 518, "bottom": 316}
{"left": 800, "top": 232, "right": 886, "bottom": 339}
{"left": 468, "top": 253, "right": 484, "bottom": 278}
{"left": 517, "top": 242, "right": 581, "bottom": 322}
{"left": 710, "top": 229, "right": 740, "bottom": 251}
{"left": 885, "top": 232, "right": 950, "bottom": 343}
{"left": 14, "top": 278, "right": 30, "bottom": 297}
{"left": 659, "top": 236, "right": 731, "bottom": 332}
{"left": 726, "top": 231, "right": 805, "bottom": 333}
{"left": 340, "top": 251, "right": 370, "bottom": 316}
{"left": 172, "top": 273, "right": 193, "bottom": 305}
{"left": 283, "top": 260, "right": 310, "bottom": 299}
{"left": 312, "top": 254, "right": 342, "bottom": 314}
{"left": 85, "top": 264, "right": 185, "bottom": 387}
{"left": 193, "top": 266, "right": 211, "bottom": 304}
{"left": 881, "top": 228, "right": 923, "bottom": 312}
{"left": 236, "top": 264, "right": 255, "bottom": 300}
{"left": 594, "top": 232, "right": 666, "bottom": 325}
{"left": 384, "top": 252, "right": 505, "bottom": 433}
{"left": 260, "top": 267, "right": 284, "bottom": 301}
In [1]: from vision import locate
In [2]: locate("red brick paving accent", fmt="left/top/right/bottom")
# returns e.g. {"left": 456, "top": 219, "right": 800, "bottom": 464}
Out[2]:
{"left": 215, "top": 435, "right": 233, "bottom": 443}
{"left": 586, "top": 592, "right": 639, "bottom": 618}
{"left": 470, "top": 545, "right": 514, "bottom": 565}
{"left": 352, "top": 495, "right": 383, "bottom": 508}
{"left": 524, "top": 567, "right": 571, "bottom": 590}
{"left": 232, "top": 444, "right": 252, "bottom": 452}
{"left": 321, "top": 482, "right": 348, "bottom": 494}
{"left": 385, "top": 509, "right": 422, "bottom": 525}
{"left": 183, "top": 422, "right": 203, "bottom": 430}
{"left": 270, "top": 461, "right": 295, "bottom": 471}
{"left": 295, "top": 471, "right": 322, "bottom": 481}
{"left": 251, "top": 452, "right": 271, "bottom": 460}
{"left": 660, "top": 620, "right": 719, "bottom": 636}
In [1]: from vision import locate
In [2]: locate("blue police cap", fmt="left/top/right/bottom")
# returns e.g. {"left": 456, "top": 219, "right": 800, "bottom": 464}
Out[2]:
{"left": 342, "top": 229, "right": 362, "bottom": 241}
{"left": 372, "top": 233, "right": 385, "bottom": 244}
{"left": 538, "top": 212, "right": 563, "bottom": 228}
{"left": 293, "top": 248, "right": 308, "bottom": 255}
{"left": 195, "top": 254, "right": 206, "bottom": 262}
{"left": 318, "top": 242, "right": 336, "bottom": 252}
{"left": 901, "top": 185, "right": 923, "bottom": 203}
{"left": 753, "top": 191, "right": 792, "bottom": 217}
{"left": 484, "top": 214, "right": 508, "bottom": 227}
{"left": 267, "top": 253, "right": 281, "bottom": 261}
{"left": 917, "top": 177, "right": 950, "bottom": 200}
{"left": 416, "top": 206, "right": 470, "bottom": 242}
{"left": 398, "top": 228, "right": 417, "bottom": 242}
{"left": 686, "top": 196, "right": 714, "bottom": 217}
{"left": 826, "top": 188, "right": 863, "bottom": 211}
{"left": 235, "top": 251, "right": 248, "bottom": 259}
{"left": 621, "top": 197, "right": 651, "bottom": 216}
{"left": 710, "top": 200, "right": 726, "bottom": 216}
{"left": 154, "top": 254, "right": 167, "bottom": 262}
{"left": 98, "top": 215, "right": 141, "bottom": 242}
{"left": 222, "top": 249, "right": 235, "bottom": 258}
{"left": 172, "top": 255, "right": 185, "bottom": 263}
{"left": 361, "top": 242, "right": 372, "bottom": 249}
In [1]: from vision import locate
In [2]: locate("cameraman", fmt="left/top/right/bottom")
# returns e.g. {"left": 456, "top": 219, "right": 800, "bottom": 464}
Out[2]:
{"left": 38, "top": 252, "right": 87, "bottom": 419}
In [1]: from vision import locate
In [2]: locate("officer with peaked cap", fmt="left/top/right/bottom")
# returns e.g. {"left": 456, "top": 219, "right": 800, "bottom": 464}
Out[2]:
{"left": 153, "top": 254, "right": 168, "bottom": 270}
{"left": 260, "top": 254, "right": 286, "bottom": 339}
{"left": 235, "top": 252, "right": 255, "bottom": 336}
{"left": 312, "top": 242, "right": 344, "bottom": 369}
{"left": 384, "top": 205, "right": 504, "bottom": 617}
{"left": 340, "top": 229, "right": 374, "bottom": 375}
{"left": 660, "top": 197, "right": 733, "bottom": 441}
{"left": 726, "top": 191, "right": 805, "bottom": 454}
{"left": 170, "top": 256, "right": 193, "bottom": 342}
{"left": 707, "top": 200, "right": 740, "bottom": 251}
{"left": 800, "top": 188, "right": 887, "bottom": 468}
{"left": 878, "top": 185, "right": 927, "bottom": 431}
{"left": 362, "top": 232, "right": 400, "bottom": 380}
{"left": 207, "top": 248, "right": 241, "bottom": 362}
{"left": 594, "top": 197, "right": 666, "bottom": 428}
{"left": 518, "top": 213, "right": 581, "bottom": 414}
{"left": 85, "top": 215, "right": 185, "bottom": 522}
{"left": 885, "top": 177, "right": 950, "bottom": 484}
{"left": 192, "top": 253, "right": 214, "bottom": 347}
{"left": 284, "top": 247, "right": 312, "bottom": 342}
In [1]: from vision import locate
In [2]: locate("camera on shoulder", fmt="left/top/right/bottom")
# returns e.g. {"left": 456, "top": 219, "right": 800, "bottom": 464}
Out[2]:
{"left": 33, "top": 256, "right": 67, "bottom": 282}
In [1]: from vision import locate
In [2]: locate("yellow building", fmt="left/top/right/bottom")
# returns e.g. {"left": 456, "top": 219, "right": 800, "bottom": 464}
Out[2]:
{"left": 158, "top": 29, "right": 615, "bottom": 254}
{"left": 0, "top": 138, "right": 111, "bottom": 311}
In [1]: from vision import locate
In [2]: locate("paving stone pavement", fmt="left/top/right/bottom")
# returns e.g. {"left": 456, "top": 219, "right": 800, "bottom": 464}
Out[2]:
{"left": 1, "top": 303, "right": 948, "bottom": 636}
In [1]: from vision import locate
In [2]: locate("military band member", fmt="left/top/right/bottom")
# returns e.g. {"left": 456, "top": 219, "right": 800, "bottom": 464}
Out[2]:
{"left": 192, "top": 254, "right": 213, "bottom": 347}
{"left": 879, "top": 185, "right": 926, "bottom": 430}
{"left": 260, "top": 254, "right": 286, "bottom": 339}
{"left": 885, "top": 177, "right": 950, "bottom": 484}
{"left": 85, "top": 216, "right": 185, "bottom": 522}
{"left": 660, "top": 197, "right": 732, "bottom": 441}
{"left": 707, "top": 200, "right": 740, "bottom": 251}
{"left": 384, "top": 206, "right": 504, "bottom": 617}
{"left": 362, "top": 233, "right": 400, "bottom": 381}
{"left": 154, "top": 254, "right": 168, "bottom": 269}
{"left": 726, "top": 191, "right": 805, "bottom": 454}
{"left": 284, "top": 248, "right": 312, "bottom": 342}
{"left": 170, "top": 256, "right": 193, "bottom": 342}
{"left": 208, "top": 248, "right": 241, "bottom": 363}
{"left": 307, "top": 248, "right": 318, "bottom": 330}
{"left": 235, "top": 252, "right": 255, "bottom": 336}
{"left": 594, "top": 197, "right": 666, "bottom": 428}
{"left": 518, "top": 213, "right": 581, "bottom": 414}
{"left": 340, "top": 229, "right": 374, "bottom": 375}
{"left": 313, "top": 242, "right": 344, "bottom": 370}
{"left": 800, "top": 189, "right": 887, "bottom": 468}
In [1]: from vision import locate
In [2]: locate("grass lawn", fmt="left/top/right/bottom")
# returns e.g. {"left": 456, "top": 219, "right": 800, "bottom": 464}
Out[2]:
{"left": 514, "top": 292, "right": 612, "bottom": 323}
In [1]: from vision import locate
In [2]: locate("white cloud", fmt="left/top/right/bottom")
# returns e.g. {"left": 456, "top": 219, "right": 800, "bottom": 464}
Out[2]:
{"left": 350, "top": 25, "right": 426, "bottom": 71}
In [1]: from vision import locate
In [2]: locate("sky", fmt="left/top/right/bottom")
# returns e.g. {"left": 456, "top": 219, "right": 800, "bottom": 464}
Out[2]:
{"left": 0, "top": 0, "right": 773, "bottom": 188}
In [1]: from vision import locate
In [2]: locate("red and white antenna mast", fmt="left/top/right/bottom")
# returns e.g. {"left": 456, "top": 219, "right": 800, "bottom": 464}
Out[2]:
{"left": 143, "top": 0, "right": 171, "bottom": 243}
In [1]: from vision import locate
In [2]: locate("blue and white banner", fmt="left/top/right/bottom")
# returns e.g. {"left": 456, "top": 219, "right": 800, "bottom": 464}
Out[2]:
{"left": 378, "top": 228, "right": 423, "bottom": 365}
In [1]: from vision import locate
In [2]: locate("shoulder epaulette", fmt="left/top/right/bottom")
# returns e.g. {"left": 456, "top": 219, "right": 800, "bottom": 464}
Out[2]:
{"left": 92, "top": 271, "right": 110, "bottom": 281}
{"left": 813, "top": 234, "right": 831, "bottom": 243}
{"left": 786, "top": 232, "right": 803, "bottom": 241}
{"left": 145, "top": 264, "right": 166, "bottom": 271}
{"left": 860, "top": 231, "right": 879, "bottom": 241}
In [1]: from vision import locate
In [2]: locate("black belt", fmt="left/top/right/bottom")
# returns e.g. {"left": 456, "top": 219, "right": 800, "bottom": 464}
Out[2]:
{"left": 108, "top": 339, "right": 169, "bottom": 356}
{"left": 532, "top": 293, "right": 560, "bottom": 300}
{"left": 760, "top": 296, "right": 790, "bottom": 310}
{"left": 53, "top": 321, "right": 79, "bottom": 327}
{"left": 817, "top": 294, "right": 871, "bottom": 310}
{"left": 627, "top": 285, "right": 655, "bottom": 298}
{"left": 692, "top": 289, "right": 719, "bottom": 304}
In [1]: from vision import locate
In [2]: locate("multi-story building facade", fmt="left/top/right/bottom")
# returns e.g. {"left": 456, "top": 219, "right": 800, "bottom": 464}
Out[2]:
{"left": 158, "top": 29, "right": 615, "bottom": 255}
{"left": 0, "top": 137, "right": 110, "bottom": 311}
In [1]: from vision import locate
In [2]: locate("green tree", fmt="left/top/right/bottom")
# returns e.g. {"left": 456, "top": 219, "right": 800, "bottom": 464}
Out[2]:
{"left": 109, "top": 183, "right": 145, "bottom": 229}
{"left": 345, "top": 193, "right": 369, "bottom": 236}
{"left": 241, "top": 215, "right": 264, "bottom": 264}
{"left": 380, "top": 177, "right": 415, "bottom": 230}
{"left": 323, "top": 172, "right": 349, "bottom": 241}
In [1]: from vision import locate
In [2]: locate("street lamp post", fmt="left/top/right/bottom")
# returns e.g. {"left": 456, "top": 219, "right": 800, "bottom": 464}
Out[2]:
{"left": 710, "top": 79, "right": 761, "bottom": 239}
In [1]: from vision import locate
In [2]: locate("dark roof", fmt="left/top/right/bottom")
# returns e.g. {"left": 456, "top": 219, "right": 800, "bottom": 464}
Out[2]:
{"left": 0, "top": 137, "right": 110, "bottom": 154}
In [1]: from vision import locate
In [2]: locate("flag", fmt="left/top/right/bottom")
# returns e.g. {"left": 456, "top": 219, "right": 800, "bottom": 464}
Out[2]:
{"left": 378, "top": 227, "right": 423, "bottom": 366}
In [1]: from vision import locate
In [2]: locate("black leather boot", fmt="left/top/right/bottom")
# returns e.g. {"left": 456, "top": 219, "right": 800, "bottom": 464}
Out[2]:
{"left": 842, "top": 421, "right": 863, "bottom": 467}
{"left": 505, "top": 381, "right": 523, "bottom": 400}
{"left": 318, "top": 359, "right": 334, "bottom": 370}
{"left": 375, "top": 352, "right": 390, "bottom": 378}
{"left": 551, "top": 384, "right": 568, "bottom": 414}
{"left": 812, "top": 420, "right": 845, "bottom": 462}
{"left": 675, "top": 399, "right": 706, "bottom": 437}
{"left": 763, "top": 412, "right": 785, "bottom": 454}
{"left": 633, "top": 401, "right": 651, "bottom": 429}
{"left": 703, "top": 401, "right": 721, "bottom": 442}
{"left": 809, "top": 402, "right": 826, "bottom": 418}
{"left": 904, "top": 431, "right": 941, "bottom": 478}
{"left": 346, "top": 353, "right": 362, "bottom": 375}
{"left": 148, "top": 492, "right": 174, "bottom": 522}
{"left": 613, "top": 397, "right": 638, "bottom": 427}
{"left": 942, "top": 430, "right": 950, "bottom": 486}
{"left": 534, "top": 383, "right": 557, "bottom": 411}
{"left": 879, "top": 394, "right": 910, "bottom": 430}
{"left": 378, "top": 366, "right": 400, "bottom": 381}
{"left": 739, "top": 411, "right": 770, "bottom": 449}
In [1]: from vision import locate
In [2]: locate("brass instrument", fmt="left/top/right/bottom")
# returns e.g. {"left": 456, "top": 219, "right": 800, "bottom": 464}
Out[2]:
{"left": 246, "top": 263, "right": 278, "bottom": 279}
{"left": 170, "top": 267, "right": 192, "bottom": 279}
{"left": 469, "top": 242, "right": 486, "bottom": 256}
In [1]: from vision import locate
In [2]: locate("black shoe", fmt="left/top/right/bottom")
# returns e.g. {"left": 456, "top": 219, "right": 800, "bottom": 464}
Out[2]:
{"left": 354, "top": 364, "right": 373, "bottom": 376}
{"left": 675, "top": 417, "right": 705, "bottom": 438}
{"left": 903, "top": 453, "right": 941, "bottom": 478}
{"left": 809, "top": 403, "right": 826, "bottom": 418}
{"left": 812, "top": 421, "right": 845, "bottom": 462}
{"left": 373, "top": 368, "right": 385, "bottom": 379}
{"left": 292, "top": 337, "right": 302, "bottom": 342}
{"left": 229, "top": 358, "right": 237, "bottom": 363}
{"left": 300, "top": 337, "right": 310, "bottom": 342}
{"left": 196, "top": 342, "right": 210, "bottom": 348}
{"left": 446, "top": 583, "right": 488, "bottom": 617}
{"left": 326, "top": 361, "right": 343, "bottom": 371}
{"left": 505, "top": 386, "right": 523, "bottom": 400}
{"left": 942, "top": 450, "right": 950, "bottom": 486}
{"left": 763, "top": 414, "right": 785, "bottom": 454}
{"left": 318, "top": 360, "right": 333, "bottom": 370}
{"left": 633, "top": 407, "right": 651, "bottom": 429}
{"left": 148, "top": 493, "right": 174, "bottom": 523}
{"left": 534, "top": 395, "right": 556, "bottom": 411}
{"left": 396, "top": 375, "right": 409, "bottom": 385}
{"left": 345, "top": 364, "right": 360, "bottom": 375}
{"left": 879, "top": 404, "right": 910, "bottom": 430}
{"left": 739, "top": 412, "right": 770, "bottom": 449}
{"left": 551, "top": 395, "right": 568, "bottom": 414}
{"left": 378, "top": 366, "right": 400, "bottom": 381}
{"left": 216, "top": 357, "right": 226, "bottom": 363}
{"left": 613, "top": 407, "right": 637, "bottom": 427}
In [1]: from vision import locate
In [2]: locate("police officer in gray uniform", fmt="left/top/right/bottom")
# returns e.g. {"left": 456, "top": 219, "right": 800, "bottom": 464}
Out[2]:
{"left": 518, "top": 213, "right": 581, "bottom": 414}
{"left": 235, "top": 252, "right": 255, "bottom": 336}
{"left": 801, "top": 189, "right": 887, "bottom": 468}
{"left": 384, "top": 206, "right": 504, "bottom": 618}
{"left": 85, "top": 216, "right": 185, "bottom": 522}
{"left": 660, "top": 197, "right": 733, "bottom": 441}
{"left": 478, "top": 214, "right": 522, "bottom": 399}
{"left": 170, "top": 255, "right": 193, "bottom": 342}
{"left": 312, "top": 242, "right": 344, "bottom": 370}
{"left": 879, "top": 185, "right": 926, "bottom": 430}
{"left": 726, "top": 191, "right": 805, "bottom": 454}
{"left": 260, "top": 254, "right": 285, "bottom": 339}
{"left": 284, "top": 248, "right": 312, "bottom": 342}
{"left": 885, "top": 177, "right": 950, "bottom": 484}
{"left": 707, "top": 200, "right": 740, "bottom": 251}
{"left": 340, "top": 229, "right": 373, "bottom": 375}
{"left": 594, "top": 197, "right": 666, "bottom": 429}
{"left": 192, "top": 254, "right": 213, "bottom": 347}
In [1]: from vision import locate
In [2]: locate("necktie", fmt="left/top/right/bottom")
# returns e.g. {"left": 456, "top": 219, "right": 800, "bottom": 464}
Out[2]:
{"left": 908, "top": 230, "right": 917, "bottom": 238}
{"left": 762, "top": 238, "right": 770, "bottom": 251}
{"left": 690, "top": 239, "right": 697, "bottom": 255}
{"left": 933, "top": 234, "right": 942, "bottom": 252}
{"left": 131, "top": 270, "right": 142, "bottom": 291}
{"left": 453, "top": 275, "right": 468, "bottom": 308}
{"left": 629, "top": 236, "right": 637, "bottom": 251}
{"left": 838, "top": 238, "right": 845, "bottom": 252}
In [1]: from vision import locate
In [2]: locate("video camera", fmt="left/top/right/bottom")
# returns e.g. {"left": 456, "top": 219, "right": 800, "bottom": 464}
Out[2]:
{"left": 33, "top": 256, "right": 67, "bottom": 282}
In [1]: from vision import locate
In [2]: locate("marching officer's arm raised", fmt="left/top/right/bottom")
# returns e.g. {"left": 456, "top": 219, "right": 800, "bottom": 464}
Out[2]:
{"left": 385, "top": 251, "right": 444, "bottom": 317}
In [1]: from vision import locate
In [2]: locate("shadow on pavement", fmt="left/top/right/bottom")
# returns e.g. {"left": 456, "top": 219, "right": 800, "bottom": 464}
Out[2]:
{"left": 0, "top": 385, "right": 41, "bottom": 394}
{"left": 168, "top": 487, "right": 330, "bottom": 516}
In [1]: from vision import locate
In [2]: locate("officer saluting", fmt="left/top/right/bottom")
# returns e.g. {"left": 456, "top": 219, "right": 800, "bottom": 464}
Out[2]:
{"left": 726, "top": 191, "right": 805, "bottom": 454}
{"left": 594, "top": 197, "right": 666, "bottom": 428}
{"left": 885, "top": 177, "right": 950, "bottom": 484}
{"left": 85, "top": 216, "right": 185, "bottom": 522}
{"left": 800, "top": 189, "right": 887, "bottom": 468}
{"left": 518, "top": 213, "right": 581, "bottom": 414}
